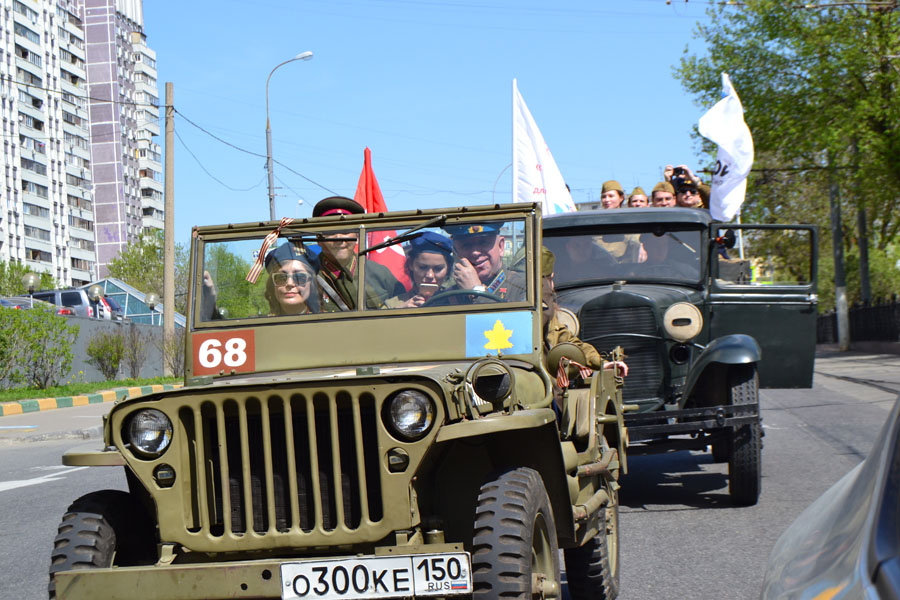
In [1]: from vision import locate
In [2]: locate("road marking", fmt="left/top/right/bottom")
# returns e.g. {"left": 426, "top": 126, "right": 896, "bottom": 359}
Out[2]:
{"left": 0, "top": 425, "right": 37, "bottom": 430}
{"left": 0, "top": 467, "right": 87, "bottom": 492}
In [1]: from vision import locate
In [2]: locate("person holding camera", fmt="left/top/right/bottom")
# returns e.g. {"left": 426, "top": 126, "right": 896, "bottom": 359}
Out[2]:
{"left": 665, "top": 164, "right": 710, "bottom": 209}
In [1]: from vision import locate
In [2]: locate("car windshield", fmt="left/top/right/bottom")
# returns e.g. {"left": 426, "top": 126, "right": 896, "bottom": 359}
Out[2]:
{"left": 197, "top": 218, "right": 531, "bottom": 322}
{"left": 544, "top": 227, "right": 703, "bottom": 286}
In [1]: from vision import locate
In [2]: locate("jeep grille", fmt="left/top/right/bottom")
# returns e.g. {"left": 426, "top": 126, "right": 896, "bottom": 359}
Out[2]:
{"left": 174, "top": 390, "right": 387, "bottom": 549}
{"left": 581, "top": 305, "right": 664, "bottom": 402}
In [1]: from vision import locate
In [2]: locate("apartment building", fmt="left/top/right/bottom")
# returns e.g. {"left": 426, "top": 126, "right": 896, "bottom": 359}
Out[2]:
{"left": 0, "top": 0, "right": 159, "bottom": 286}
{"left": 83, "top": 0, "right": 160, "bottom": 277}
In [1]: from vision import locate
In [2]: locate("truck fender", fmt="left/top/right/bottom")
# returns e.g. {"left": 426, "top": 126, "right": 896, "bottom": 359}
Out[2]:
{"left": 684, "top": 334, "right": 761, "bottom": 399}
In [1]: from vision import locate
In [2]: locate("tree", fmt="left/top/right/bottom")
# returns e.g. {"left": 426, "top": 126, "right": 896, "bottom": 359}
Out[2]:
{"left": 106, "top": 230, "right": 189, "bottom": 313}
{"left": 122, "top": 323, "right": 148, "bottom": 379}
{"left": 19, "top": 307, "right": 79, "bottom": 389}
{"left": 676, "top": 0, "right": 900, "bottom": 309}
{"left": 0, "top": 261, "right": 56, "bottom": 296}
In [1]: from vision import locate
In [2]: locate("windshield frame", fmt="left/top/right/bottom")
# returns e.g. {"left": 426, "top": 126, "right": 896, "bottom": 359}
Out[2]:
{"left": 189, "top": 209, "right": 539, "bottom": 330}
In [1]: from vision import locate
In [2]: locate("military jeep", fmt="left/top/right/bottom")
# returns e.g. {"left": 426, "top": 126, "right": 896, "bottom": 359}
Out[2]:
{"left": 50, "top": 203, "right": 627, "bottom": 600}
{"left": 543, "top": 207, "right": 818, "bottom": 506}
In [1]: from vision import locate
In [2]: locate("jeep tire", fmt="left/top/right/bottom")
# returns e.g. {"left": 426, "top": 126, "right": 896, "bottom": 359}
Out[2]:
{"left": 49, "top": 490, "right": 155, "bottom": 598}
{"left": 564, "top": 486, "right": 619, "bottom": 600}
{"left": 727, "top": 364, "right": 761, "bottom": 506}
{"left": 472, "top": 468, "right": 560, "bottom": 598}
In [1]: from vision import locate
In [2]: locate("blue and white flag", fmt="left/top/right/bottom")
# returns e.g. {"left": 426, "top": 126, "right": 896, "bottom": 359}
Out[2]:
{"left": 698, "top": 73, "right": 754, "bottom": 222}
{"left": 512, "top": 79, "right": 577, "bottom": 215}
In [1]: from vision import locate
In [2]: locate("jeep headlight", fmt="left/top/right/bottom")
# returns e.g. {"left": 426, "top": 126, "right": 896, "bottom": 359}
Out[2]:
{"left": 127, "top": 409, "right": 173, "bottom": 458}
{"left": 386, "top": 390, "right": 435, "bottom": 441}
{"left": 663, "top": 303, "right": 703, "bottom": 342}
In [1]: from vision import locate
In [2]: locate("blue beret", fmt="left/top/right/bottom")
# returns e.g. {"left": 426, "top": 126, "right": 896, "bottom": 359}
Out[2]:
{"left": 408, "top": 231, "right": 453, "bottom": 255}
{"left": 264, "top": 243, "right": 315, "bottom": 272}
{"left": 444, "top": 222, "right": 502, "bottom": 238}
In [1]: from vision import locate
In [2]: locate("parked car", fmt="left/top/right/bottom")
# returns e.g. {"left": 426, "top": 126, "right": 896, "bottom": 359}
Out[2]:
{"left": 102, "top": 295, "right": 125, "bottom": 321}
{"left": 761, "top": 394, "right": 900, "bottom": 598}
{"left": 0, "top": 295, "right": 74, "bottom": 315}
{"left": 543, "top": 207, "right": 818, "bottom": 506}
{"left": 31, "top": 288, "right": 97, "bottom": 318}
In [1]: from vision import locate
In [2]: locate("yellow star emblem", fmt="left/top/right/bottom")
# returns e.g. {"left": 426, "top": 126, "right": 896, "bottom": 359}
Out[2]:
{"left": 484, "top": 319, "right": 514, "bottom": 351}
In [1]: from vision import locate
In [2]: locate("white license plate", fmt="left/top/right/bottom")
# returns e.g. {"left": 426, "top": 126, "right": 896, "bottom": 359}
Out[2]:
{"left": 281, "top": 552, "right": 472, "bottom": 599}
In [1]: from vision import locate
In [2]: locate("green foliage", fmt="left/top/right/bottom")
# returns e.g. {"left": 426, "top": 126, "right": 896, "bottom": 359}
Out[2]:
{"left": 87, "top": 330, "right": 125, "bottom": 380}
{"left": 676, "top": 2, "right": 900, "bottom": 303}
{"left": 203, "top": 244, "right": 267, "bottom": 318}
{"left": 106, "top": 230, "right": 189, "bottom": 313}
{"left": 0, "top": 376, "right": 182, "bottom": 403}
{"left": 13, "top": 306, "right": 80, "bottom": 389}
{"left": 0, "top": 262, "right": 55, "bottom": 296}
{"left": 159, "top": 328, "right": 186, "bottom": 378}
{"left": 0, "top": 308, "right": 29, "bottom": 388}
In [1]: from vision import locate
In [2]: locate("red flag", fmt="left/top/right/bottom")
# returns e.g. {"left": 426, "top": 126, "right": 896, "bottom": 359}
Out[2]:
{"left": 354, "top": 147, "right": 412, "bottom": 291}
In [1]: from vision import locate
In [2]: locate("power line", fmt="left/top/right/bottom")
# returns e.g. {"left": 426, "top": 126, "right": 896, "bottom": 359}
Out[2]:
{"left": 173, "top": 107, "right": 338, "bottom": 195}
{"left": 174, "top": 128, "right": 265, "bottom": 192}
{"left": 0, "top": 74, "right": 159, "bottom": 108}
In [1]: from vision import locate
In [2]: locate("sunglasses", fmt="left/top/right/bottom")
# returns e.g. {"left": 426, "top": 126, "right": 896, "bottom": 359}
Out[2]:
{"left": 273, "top": 272, "right": 312, "bottom": 287}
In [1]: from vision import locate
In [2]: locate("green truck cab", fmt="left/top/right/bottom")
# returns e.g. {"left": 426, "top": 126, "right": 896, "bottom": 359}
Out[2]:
{"left": 543, "top": 207, "right": 818, "bottom": 506}
{"left": 51, "top": 203, "right": 627, "bottom": 600}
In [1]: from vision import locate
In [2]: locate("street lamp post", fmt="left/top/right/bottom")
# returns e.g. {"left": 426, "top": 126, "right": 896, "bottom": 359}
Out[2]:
{"left": 21, "top": 273, "right": 39, "bottom": 308}
{"left": 146, "top": 293, "right": 159, "bottom": 326}
{"left": 266, "top": 51, "right": 313, "bottom": 221}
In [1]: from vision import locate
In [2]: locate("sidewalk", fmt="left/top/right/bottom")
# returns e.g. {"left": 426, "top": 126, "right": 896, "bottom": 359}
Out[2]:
{"left": 0, "top": 383, "right": 182, "bottom": 417}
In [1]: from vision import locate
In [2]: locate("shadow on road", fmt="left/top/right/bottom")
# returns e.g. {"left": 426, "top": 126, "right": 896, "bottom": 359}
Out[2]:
{"left": 619, "top": 451, "right": 733, "bottom": 510}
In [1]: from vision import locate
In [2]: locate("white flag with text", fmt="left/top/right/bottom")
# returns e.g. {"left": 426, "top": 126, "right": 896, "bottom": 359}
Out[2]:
{"left": 698, "top": 73, "right": 754, "bottom": 222}
{"left": 512, "top": 79, "right": 576, "bottom": 215}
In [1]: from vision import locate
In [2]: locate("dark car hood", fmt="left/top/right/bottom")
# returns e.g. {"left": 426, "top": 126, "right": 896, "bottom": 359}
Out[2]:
{"left": 556, "top": 283, "right": 703, "bottom": 314}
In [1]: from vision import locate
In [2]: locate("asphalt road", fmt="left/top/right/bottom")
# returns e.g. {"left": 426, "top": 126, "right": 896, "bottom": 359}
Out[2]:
{"left": 1, "top": 350, "right": 897, "bottom": 600}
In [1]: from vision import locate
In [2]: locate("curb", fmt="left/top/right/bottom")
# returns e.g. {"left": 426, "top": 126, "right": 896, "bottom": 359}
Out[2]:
{"left": 0, "top": 384, "right": 183, "bottom": 417}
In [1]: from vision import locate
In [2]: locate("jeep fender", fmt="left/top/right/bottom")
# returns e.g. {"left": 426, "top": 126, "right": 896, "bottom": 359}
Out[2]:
{"left": 684, "top": 334, "right": 761, "bottom": 399}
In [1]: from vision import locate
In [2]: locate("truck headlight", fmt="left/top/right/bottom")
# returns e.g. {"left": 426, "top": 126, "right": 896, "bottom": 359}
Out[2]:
{"left": 663, "top": 303, "right": 703, "bottom": 342}
{"left": 127, "top": 409, "right": 173, "bottom": 458}
{"left": 385, "top": 390, "right": 435, "bottom": 441}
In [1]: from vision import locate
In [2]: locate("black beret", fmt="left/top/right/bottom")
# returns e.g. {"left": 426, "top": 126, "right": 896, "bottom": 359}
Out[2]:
{"left": 408, "top": 231, "right": 453, "bottom": 255}
{"left": 312, "top": 196, "right": 364, "bottom": 218}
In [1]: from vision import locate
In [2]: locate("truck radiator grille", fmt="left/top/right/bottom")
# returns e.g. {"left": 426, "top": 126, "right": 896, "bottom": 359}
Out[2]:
{"left": 581, "top": 305, "right": 663, "bottom": 401}
{"left": 178, "top": 392, "right": 383, "bottom": 537}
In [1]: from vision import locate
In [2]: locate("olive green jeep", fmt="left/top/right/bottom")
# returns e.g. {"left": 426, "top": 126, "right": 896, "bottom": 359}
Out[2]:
{"left": 50, "top": 203, "right": 627, "bottom": 600}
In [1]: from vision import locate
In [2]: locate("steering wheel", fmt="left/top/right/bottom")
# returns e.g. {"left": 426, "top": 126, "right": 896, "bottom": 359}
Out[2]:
{"left": 422, "top": 288, "right": 504, "bottom": 307}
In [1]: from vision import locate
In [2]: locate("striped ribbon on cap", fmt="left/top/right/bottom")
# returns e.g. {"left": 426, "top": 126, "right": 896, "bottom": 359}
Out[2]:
{"left": 245, "top": 217, "right": 295, "bottom": 284}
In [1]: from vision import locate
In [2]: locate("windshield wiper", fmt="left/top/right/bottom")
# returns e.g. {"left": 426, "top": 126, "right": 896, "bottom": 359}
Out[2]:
{"left": 666, "top": 232, "right": 697, "bottom": 253}
{"left": 359, "top": 215, "right": 447, "bottom": 255}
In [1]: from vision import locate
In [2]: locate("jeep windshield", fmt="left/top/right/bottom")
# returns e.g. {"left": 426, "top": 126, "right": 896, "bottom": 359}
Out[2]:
{"left": 544, "top": 226, "right": 703, "bottom": 287}
{"left": 196, "top": 217, "right": 531, "bottom": 322}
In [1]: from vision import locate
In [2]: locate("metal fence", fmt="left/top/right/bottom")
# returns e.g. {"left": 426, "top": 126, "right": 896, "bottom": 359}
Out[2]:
{"left": 817, "top": 297, "right": 900, "bottom": 343}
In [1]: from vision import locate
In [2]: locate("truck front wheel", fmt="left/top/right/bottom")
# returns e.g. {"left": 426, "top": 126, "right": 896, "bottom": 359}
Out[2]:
{"left": 727, "top": 364, "right": 762, "bottom": 506}
{"left": 49, "top": 490, "right": 155, "bottom": 599}
{"left": 564, "top": 485, "right": 619, "bottom": 599}
{"left": 472, "top": 468, "right": 560, "bottom": 598}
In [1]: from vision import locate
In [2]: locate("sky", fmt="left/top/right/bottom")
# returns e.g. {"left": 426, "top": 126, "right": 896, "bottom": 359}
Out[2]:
{"left": 141, "top": 0, "right": 716, "bottom": 247}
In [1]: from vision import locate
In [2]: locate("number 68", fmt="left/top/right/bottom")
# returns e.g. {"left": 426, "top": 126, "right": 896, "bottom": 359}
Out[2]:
{"left": 198, "top": 338, "right": 247, "bottom": 369}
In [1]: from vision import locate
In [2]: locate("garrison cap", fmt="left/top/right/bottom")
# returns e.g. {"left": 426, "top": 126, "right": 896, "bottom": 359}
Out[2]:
{"left": 312, "top": 196, "right": 364, "bottom": 218}
{"left": 652, "top": 181, "right": 675, "bottom": 195}
{"left": 541, "top": 246, "right": 555, "bottom": 278}
{"left": 629, "top": 186, "right": 647, "bottom": 199}
{"left": 601, "top": 180, "right": 624, "bottom": 195}
{"left": 445, "top": 222, "right": 502, "bottom": 238}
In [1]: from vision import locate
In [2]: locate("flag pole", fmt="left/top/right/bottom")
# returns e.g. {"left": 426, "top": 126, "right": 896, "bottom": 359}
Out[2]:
{"left": 511, "top": 79, "right": 518, "bottom": 259}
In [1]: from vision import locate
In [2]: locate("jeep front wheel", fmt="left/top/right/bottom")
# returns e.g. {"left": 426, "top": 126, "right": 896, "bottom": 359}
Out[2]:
{"left": 472, "top": 468, "right": 560, "bottom": 598}
{"left": 564, "top": 485, "right": 619, "bottom": 600}
{"left": 49, "top": 490, "right": 155, "bottom": 598}
{"left": 727, "top": 364, "right": 761, "bottom": 506}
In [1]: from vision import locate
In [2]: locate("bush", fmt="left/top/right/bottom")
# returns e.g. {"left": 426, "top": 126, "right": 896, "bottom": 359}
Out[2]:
{"left": 159, "top": 328, "right": 185, "bottom": 378}
{"left": 0, "top": 308, "right": 29, "bottom": 389}
{"left": 18, "top": 306, "right": 79, "bottom": 389}
{"left": 122, "top": 323, "right": 147, "bottom": 379}
{"left": 86, "top": 330, "right": 125, "bottom": 381}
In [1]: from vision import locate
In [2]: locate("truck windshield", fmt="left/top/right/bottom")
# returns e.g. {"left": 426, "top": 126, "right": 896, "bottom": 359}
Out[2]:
{"left": 545, "top": 228, "right": 703, "bottom": 286}
{"left": 196, "top": 218, "right": 530, "bottom": 322}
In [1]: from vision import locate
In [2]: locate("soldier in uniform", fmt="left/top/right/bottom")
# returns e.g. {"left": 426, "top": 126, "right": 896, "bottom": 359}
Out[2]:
{"left": 312, "top": 196, "right": 405, "bottom": 311}
{"left": 445, "top": 222, "right": 525, "bottom": 302}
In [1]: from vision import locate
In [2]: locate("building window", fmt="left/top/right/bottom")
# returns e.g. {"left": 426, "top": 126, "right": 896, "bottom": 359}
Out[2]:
{"left": 21, "top": 157, "right": 47, "bottom": 175}
{"left": 26, "top": 247, "right": 52, "bottom": 262}
{"left": 68, "top": 215, "right": 93, "bottom": 231}
{"left": 22, "top": 181, "right": 49, "bottom": 199}
{"left": 71, "top": 257, "right": 93, "bottom": 271}
{"left": 24, "top": 224, "right": 50, "bottom": 241}
{"left": 13, "top": 23, "right": 40, "bottom": 45}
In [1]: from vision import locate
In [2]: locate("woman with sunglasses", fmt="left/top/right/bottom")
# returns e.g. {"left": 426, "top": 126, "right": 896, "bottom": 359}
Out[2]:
{"left": 264, "top": 243, "right": 320, "bottom": 315}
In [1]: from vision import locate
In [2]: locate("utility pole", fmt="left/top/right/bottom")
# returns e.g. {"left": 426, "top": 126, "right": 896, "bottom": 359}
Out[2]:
{"left": 164, "top": 83, "right": 175, "bottom": 374}
{"left": 829, "top": 157, "right": 850, "bottom": 352}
